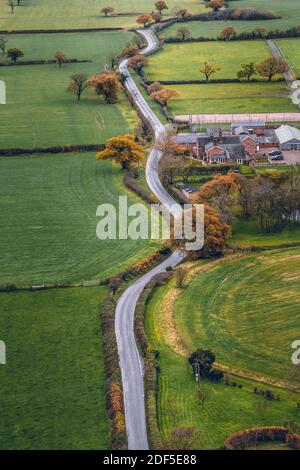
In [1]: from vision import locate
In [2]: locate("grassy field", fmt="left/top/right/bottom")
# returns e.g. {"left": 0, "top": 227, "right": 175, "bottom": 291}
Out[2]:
{"left": 164, "top": 0, "right": 300, "bottom": 38}
{"left": 146, "top": 279, "right": 300, "bottom": 449}
{"left": 166, "top": 82, "right": 296, "bottom": 115}
{"left": 278, "top": 38, "right": 300, "bottom": 78}
{"left": 0, "top": 152, "right": 161, "bottom": 285}
{"left": 0, "top": 0, "right": 205, "bottom": 30}
{"left": 0, "top": 31, "right": 137, "bottom": 149}
{"left": 0, "top": 286, "right": 109, "bottom": 450}
{"left": 175, "top": 249, "right": 300, "bottom": 383}
{"left": 230, "top": 220, "right": 300, "bottom": 247}
{"left": 147, "top": 41, "right": 273, "bottom": 81}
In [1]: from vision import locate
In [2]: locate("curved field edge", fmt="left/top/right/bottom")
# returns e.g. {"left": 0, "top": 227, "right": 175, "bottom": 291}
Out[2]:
{"left": 175, "top": 248, "right": 300, "bottom": 384}
{"left": 0, "top": 152, "right": 162, "bottom": 285}
{"left": 144, "top": 252, "right": 300, "bottom": 449}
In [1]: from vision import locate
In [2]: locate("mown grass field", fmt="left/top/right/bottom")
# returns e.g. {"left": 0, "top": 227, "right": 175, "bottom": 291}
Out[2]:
{"left": 0, "top": 0, "right": 205, "bottom": 30}
{"left": 230, "top": 220, "right": 300, "bottom": 247}
{"left": 0, "top": 152, "right": 161, "bottom": 285}
{"left": 146, "top": 280, "right": 300, "bottom": 449}
{"left": 0, "top": 286, "right": 109, "bottom": 450}
{"left": 167, "top": 82, "right": 297, "bottom": 115}
{"left": 0, "top": 31, "right": 136, "bottom": 149}
{"left": 175, "top": 249, "right": 300, "bottom": 383}
{"left": 164, "top": 0, "right": 300, "bottom": 38}
{"left": 277, "top": 38, "right": 300, "bottom": 77}
{"left": 147, "top": 41, "right": 273, "bottom": 81}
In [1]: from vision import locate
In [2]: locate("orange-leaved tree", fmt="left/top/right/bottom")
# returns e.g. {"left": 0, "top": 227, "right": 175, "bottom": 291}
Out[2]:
{"left": 150, "top": 87, "right": 179, "bottom": 107}
{"left": 219, "top": 27, "right": 236, "bottom": 40}
{"left": 200, "top": 61, "right": 221, "bottom": 82}
{"left": 127, "top": 54, "right": 149, "bottom": 75}
{"left": 173, "top": 204, "right": 231, "bottom": 259}
{"left": 205, "top": 0, "right": 224, "bottom": 11}
{"left": 96, "top": 135, "right": 144, "bottom": 169}
{"left": 136, "top": 14, "right": 153, "bottom": 27}
{"left": 155, "top": 1, "right": 168, "bottom": 13}
{"left": 198, "top": 173, "right": 240, "bottom": 223}
{"left": 101, "top": 6, "right": 114, "bottom": 16}
{"left": 89, "top": 71, "right": 122, "bottom": 103}
{"left": 256, "top": 57, "right": 288, "bottom": 81}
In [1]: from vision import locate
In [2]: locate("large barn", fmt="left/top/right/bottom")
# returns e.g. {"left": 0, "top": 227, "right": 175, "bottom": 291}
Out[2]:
{"left": 275, "top": 125, "right": 300, "bottom": 151}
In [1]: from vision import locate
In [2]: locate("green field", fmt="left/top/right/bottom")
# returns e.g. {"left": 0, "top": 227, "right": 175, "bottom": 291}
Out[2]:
{"left": 0, "top": 0, "right": 205, "bottom": 30}
{"left": 147, "top": 41, "right": 273, "bottom": 81}
{"left": 164, "top": 0, "right": 300, "bottom": 38}
{"left": 230, "top": 220, "right": 300, "bottom": 247}
{"left": 278, "top": 38, "right": 300, "bottom": 78}
{"left": 166, "top": 82, "right": 296, "bottom": 115}
{"left": 0, "top": 31, "right": 137, "bottom": 149}
{"left": 0, "top": 286, "right": 109, "bottom": 450}
{"left": 0, "top": 152, "right": 161, "bottom": 285}
{"left": 175, "top": 249, "right": 300, "bottom": 383}
{"left": 146, "top": 278, "right": 300, "bottom": 449}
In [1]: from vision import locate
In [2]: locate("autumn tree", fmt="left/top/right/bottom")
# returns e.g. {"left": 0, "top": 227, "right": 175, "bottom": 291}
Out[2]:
{"left": 255, "top": 27, "right": 267, "bottom": 38}
{"left": 219, "top": 27, "right": 236, "bottom": 40}
{"left": 147, "top": 81, "right": 162, "bottom": 95}
{"left": 136, "top": 14, "right": 153, "bottom": 27}
{"left": 7, "top": 47, "right": 23, "bottom": 63}
{"left": 155, "top": 1, "right": 168, "bottom": 14}
{"left": 119, "top": 44, "right": 140, "bottom": 59}
{"left": 101, "top": 6, "right": 114, "bottom": 16}
{"left": 237, "top": 62, "right": 257, "bottom": 81}
{"left": 256, "top": 57, "right": 288, "bottom": 81}
{"left": 68, "top": 73, "right": 88, "bottom": 101}
{"left": 173, "top": 8, "right": 191, "bottom": 20}
{"left": 177, "top": 26, "right": 191, "bottom": 40}
{"left": 89, "top": 71, "right": 122, "bottom": 103}
{"left": 152, "top": 12, "right": 162, "bottom": 23}
{"left": 127, "top": 54, "right": 149, "bottom": 75}
{"left": 55, "top": 51, "right": 66, "bottom": 67}
{"left": 198, "top": 173, "right": 240, "bottom": 224}
{"left": 173, "top": 204, "right": 231, "bottom": 258}
{"left": 150, "top": 87, "right": 179, "bottom": 107}
{"left": 200, "top": 61, "right": 221, "bottom": 83}
{"left": 96, "top": 134, "right": 144, "bottom": 169}
{"left": 0, "top": 36, "right": 7, "bottom": 55}
{"left": 205, "top": 0, "right": 224, "bottom": 12}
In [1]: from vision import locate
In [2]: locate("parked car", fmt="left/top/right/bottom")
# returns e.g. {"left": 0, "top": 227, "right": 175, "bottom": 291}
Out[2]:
{"left": 271, "top": 154, "right": 284, "bottom": 161}
{"left": 268, "top": 150, "right": 282, "bottom": 157}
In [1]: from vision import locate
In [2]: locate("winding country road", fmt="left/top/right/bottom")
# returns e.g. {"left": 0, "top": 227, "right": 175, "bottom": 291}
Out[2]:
{"left": 116, "top": 29, "right": 183, "bottom": 450}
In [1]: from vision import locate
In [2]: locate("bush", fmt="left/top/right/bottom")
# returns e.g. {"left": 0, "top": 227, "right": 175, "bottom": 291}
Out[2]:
{"left": 224, "top": 426, "right": 289, "bottom": 450}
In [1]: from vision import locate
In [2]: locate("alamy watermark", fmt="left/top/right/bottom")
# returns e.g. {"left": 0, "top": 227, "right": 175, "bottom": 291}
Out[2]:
{"left": 0, "top": 80, "right": 6, "bottom": 104}
{"left": 96, "top": 196, "right": 204, "bottom": 251}
{"left": 291, "top": 340, "right": 300, "bottom": 366}
{"left": 0, "top": 340, "right": 6, "bottom": 365}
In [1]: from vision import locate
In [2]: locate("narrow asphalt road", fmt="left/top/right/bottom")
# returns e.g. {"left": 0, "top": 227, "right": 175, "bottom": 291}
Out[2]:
{"left": 267, "top": 39, "right": 295, "bottom": 84}
{"left": 116, "top": 29, "right": 184, "bottom": 450}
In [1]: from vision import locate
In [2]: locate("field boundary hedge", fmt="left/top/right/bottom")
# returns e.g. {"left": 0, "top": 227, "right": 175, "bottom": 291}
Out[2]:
{"left": 165, "top": 25, "right": 300, "bottom": 44}
{"left": 0, "top": 143, "right": 105, "bottom": 157}
{"left": 145, "top": 78, "right": 286, "bottom": 85}
{"left": 0, "top": 28, "right": 124, "bottom": 35}
{"left": 0, "top": 59, "right": 91, "bottom": 67}
{"left": 223, "top": 426, "right": 300, "bottom": 450}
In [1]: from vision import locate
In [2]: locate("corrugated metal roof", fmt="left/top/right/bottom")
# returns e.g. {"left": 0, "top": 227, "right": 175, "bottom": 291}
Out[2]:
{"left": 275, "top": 125, "right": 300, "bottom": 144}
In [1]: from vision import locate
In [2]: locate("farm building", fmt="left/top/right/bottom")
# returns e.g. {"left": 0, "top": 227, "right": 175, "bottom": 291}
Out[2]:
{"left": 275, "top": 125, "right": 300, "bottom": 151}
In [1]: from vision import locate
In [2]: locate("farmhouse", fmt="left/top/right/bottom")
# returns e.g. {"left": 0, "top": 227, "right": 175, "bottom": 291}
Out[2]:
{"left": 231, "top": 121, "right": 266, "bottom": 136}
{"left": 275, "top": 125, "right": 300, "bottom": 151}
